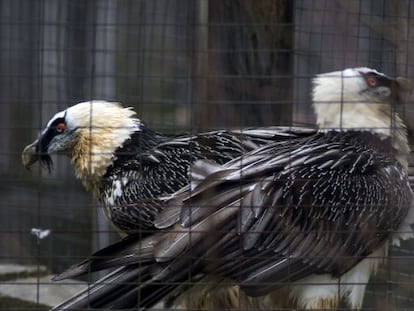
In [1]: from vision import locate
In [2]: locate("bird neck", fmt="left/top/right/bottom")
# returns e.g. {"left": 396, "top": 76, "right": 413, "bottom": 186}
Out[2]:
{"left": 109, "top": 126, "right": 168, "bottom": 169}
{"left": 70, "top": 121, "right": 146, "bottom": 195}
{"left": 315, "top": 103, "right": 409, "bottom": 169}
{"left": 390, "top": 113, "right": 410, "bottom": 170}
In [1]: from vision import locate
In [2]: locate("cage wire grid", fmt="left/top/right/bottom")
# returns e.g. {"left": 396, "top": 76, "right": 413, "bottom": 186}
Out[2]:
{"left": 1, "top": 0, "right": 414, "bottom": 310}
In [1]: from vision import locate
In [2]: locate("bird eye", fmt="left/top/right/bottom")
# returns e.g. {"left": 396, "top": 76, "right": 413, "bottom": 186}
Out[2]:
{"left": 366, "top": 75, "right": 377, "bottom": 87}
{"left": 56, "top": 122, "right": 66, "bottom": 133}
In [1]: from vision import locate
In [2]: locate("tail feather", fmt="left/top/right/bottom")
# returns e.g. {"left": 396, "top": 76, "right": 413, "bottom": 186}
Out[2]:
{"left": 53, "top": 234, "right": 158, "bottom": 281}
{"left": 51, "top": 264, "right": 183, "bottom": 310}
{"left": 51, "top": 252, "right": 194, "bottom": 310}
{"left": 51, "top": 265, "right": 148, "bottom": 310}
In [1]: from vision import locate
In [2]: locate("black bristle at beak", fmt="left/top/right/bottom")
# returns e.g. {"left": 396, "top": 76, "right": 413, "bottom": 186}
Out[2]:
{"left": 22, "top": 140, "right": 54, "bottom": 174}
{"left": 40, "top": 154, "right": 53, "bottom": 174}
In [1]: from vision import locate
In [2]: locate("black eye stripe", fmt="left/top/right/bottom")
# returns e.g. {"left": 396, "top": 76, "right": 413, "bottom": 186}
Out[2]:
{"left": 363, "top": 72, "right": 392, "bottom": 88}
{"left": 50, "top": 117, "right": 66, "bottom": 128}
{"left": 37, "top": 127, "right": 58, "bottom": 153}
{"left": 36, "top": 117, "right": 66, "bottom": 153}
{"left": 374, "top": 76, "right": 392, "bottom": 87}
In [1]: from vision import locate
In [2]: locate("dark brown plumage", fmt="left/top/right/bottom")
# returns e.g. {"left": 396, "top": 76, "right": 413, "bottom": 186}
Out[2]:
{"left": 39, "top": 68, "right": 414, "bottom": 310}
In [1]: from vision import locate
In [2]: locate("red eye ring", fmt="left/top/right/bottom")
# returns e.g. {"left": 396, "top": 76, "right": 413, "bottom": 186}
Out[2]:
{"left": 56, "top": 122, "right": 66, "bottom": 133}
{"left": 366, "top": 75, "right": 377, "bottom": 87}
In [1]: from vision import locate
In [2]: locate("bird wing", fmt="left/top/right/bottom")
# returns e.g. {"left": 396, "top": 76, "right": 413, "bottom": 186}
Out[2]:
{"left": 102, "top": 127, "right": 317, "bottom": 232}
{"left": 153, "top": 131, "right": 412, "bottom": 297}
{"left": 52, "top": 130, "right": 412, "bottom": 310}
{"left": 52, "top": 233, "right": 160, "bottom": 281}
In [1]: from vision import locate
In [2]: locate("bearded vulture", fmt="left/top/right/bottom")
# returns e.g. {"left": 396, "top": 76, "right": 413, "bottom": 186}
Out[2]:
{"left": 27, "top": 68, "right": 414, "bottom": 310}
{"left": 22, "top": 100, "right": 311, "bottom": 235}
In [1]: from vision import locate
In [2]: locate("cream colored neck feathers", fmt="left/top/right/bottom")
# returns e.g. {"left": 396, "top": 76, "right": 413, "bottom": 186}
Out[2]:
{"left": 312, "top": 69, "right": 409, "bottom": 169}
{"left": 66, "top": 101, "right": 140, "bottom": 194}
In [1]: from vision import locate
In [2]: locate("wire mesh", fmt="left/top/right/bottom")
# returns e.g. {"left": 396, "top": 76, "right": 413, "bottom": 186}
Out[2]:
{"left": 1, "top": 0, "right": 414, "bottom": 310}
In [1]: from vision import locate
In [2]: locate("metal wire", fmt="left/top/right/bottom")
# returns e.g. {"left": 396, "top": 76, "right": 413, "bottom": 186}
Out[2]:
{"left": 1, "top": 0, "right": 414, "bottom": 310}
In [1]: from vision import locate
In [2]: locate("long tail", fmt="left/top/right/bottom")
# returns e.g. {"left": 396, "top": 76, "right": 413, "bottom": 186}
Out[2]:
{"left": 50, "top": 232, "right": 189, "bottom": 310}
{"left": 51, "top": 264, "right": 183, "bottom": 310}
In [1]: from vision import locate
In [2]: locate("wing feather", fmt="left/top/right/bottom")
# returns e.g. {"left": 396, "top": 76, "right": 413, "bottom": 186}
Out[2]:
{"left": 69, "top": 130, "right": 411, "bottom": 305}
{"left": 160, "top": 131, "right": 411, "bottom": 295}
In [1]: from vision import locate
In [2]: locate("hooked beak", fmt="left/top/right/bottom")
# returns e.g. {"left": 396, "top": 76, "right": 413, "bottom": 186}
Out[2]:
{"left": 22, "top": 139, "right": 53, "bottom": 172}
{"left": 22, "top": 140, "right": 39, "bottom": 169}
